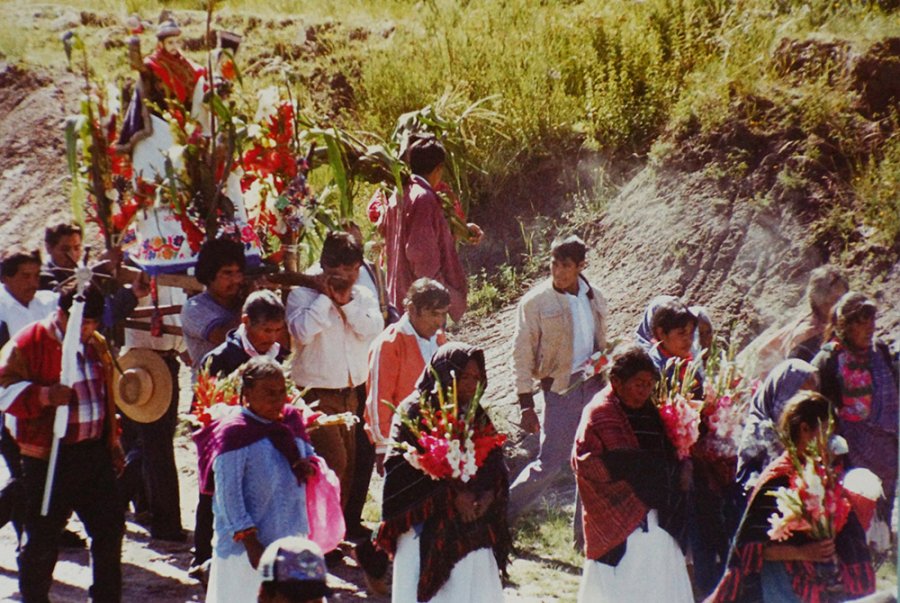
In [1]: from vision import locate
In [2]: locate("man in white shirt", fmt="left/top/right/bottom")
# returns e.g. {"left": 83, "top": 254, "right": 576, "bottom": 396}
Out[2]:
{"left": 286, "top": 232, "right": 383, "bottom": 512}
{"left": 0, "top": 249, "right": 58, "bottom": 347}
{"left": 0, "top": 248, "right": 59, "bottom": 533}
{"left": 508, "top": 236, "right": 608, "bottom": 518}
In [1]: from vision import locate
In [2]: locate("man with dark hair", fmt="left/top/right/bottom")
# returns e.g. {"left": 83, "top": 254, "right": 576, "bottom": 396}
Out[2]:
{"left": 0, "top": 249, "right": 58, "bottom": 350}
{"left": 40, "top": 223, "right": 84, "bottom": 290}
{"left": 285, "top": 231, "right": 382, "bottom": 529}
{"left": 180, "top": 237, "right": 247, "bottom": 576}
{"left": 366, "top": 277, "right": 450, "bottom": 470}
{"left": 0, "top": 283, "right": 125, "bottom": 602}
{"left": 0, "top": 248, "right": 59, "bottom": 536}
{"left": 508, "top": 235, "right": 608, "bottom": 518}
{"left": 202, "top": 289, "right": 289, "bottom": 380}
{"left": 181, "top": 237, "right": 246, "bottom": 377}
{"left": 378, "top": 137, "right": 472, "bottom": 322}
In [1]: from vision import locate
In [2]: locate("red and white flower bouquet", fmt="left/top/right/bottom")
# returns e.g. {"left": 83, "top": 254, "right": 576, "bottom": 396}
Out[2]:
{"left": 700, "top": 339, "right": 757, "bottom": 458}
{"left": 390, "top": 373, "right": 506, "bottom": 483}
{"left": 654, "top": 356, "right": 704, "bottom": 460}
{"left": 766, "top": 419, "right": 852, "bottom": 542}
{"left": 192, "top": 360, "right": 356, "bottom": 431}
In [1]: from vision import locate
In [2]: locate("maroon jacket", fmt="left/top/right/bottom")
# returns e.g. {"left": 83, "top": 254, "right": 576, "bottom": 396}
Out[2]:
{"left": 380, "top": 175, "right": 467, "bottom": 322}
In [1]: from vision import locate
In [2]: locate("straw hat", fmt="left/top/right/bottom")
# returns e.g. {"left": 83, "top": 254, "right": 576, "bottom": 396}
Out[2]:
{"left": 113, "top": 349, "right": 173, "bottom": 423}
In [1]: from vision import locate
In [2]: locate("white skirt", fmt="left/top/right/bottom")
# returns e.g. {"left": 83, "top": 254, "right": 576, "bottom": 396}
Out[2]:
{"left": 577, "top": 510, "right": 693, "bottom": 603}
{"left": 206, "top": 551, "right": 262, "bottom": 603}
{"left": 393, "top": 528, "right": 504, "bottom": 603}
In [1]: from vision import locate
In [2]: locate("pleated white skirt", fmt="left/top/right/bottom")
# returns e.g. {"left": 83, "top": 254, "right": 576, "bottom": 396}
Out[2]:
{"left": 206, "top": 550, "right": 262, "bottom": 603}
{"left": 577, "top": 510, "right": 693, "bottom": 603}
{"left": 393, "top": 528, "right": 504, "bottom": 603}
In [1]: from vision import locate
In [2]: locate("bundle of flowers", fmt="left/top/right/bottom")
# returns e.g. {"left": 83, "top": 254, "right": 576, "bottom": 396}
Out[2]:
{"left": 241, "top": 92, "right": 323, "bottom": 265}
{"left": 700, "top": 338, "right": 758, "bottom": 458}
{"left": 562, "top": 348, "right": 616, "bottom": 395}
{"left": 192, "top": 362, "right": 242, "bottom": 427}
{"left": 192, "top": 361, "right": 357, "bottom": 431}
{"left": 655, "top": 356, "right": 704, "bottom": 460}
{"left": 767, "top": 419, "right": 852, "bottom": 542}
{"left": 63, "top": 33, "right": 151, "bottom": 252}
{"left": 389, "top": 373, "right": 506, "bottom": 483}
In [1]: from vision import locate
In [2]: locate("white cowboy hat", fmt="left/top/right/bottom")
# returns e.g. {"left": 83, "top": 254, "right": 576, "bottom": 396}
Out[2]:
{"left": 113, "top": 349, "right": 173, "bottom": 423}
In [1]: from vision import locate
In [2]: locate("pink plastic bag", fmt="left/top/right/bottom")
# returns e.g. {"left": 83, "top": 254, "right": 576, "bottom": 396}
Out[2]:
{"left": 306, "top": 455, "right": 345, "bottom": 552}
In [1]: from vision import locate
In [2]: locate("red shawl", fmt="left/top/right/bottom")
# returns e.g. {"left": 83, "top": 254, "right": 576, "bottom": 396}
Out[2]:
{"left": 572, "top": 385, "right": 650, "bottom": 560}
{"left": 144, "top": 46, "right": 203, "bottom": 105}
{"left": 707, "top": 453, "right": 875, "bottom": 603}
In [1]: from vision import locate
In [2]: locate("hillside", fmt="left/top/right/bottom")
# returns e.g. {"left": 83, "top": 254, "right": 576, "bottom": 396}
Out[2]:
{"left": 0, "top": 1, "right": 898, "bottom": 600}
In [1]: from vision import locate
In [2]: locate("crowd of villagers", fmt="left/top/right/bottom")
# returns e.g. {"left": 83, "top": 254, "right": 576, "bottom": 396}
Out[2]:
{"left": 0, "top": 14, "right": 897, "bottom": 603}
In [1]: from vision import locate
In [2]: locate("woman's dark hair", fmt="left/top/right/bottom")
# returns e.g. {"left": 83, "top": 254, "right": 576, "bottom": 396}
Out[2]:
{"left": 0, "top": 248, "right": 41, "bottom": 278}
{"left": 550, "top": 235, "right": 587, "bottom": 264}
{"left": 405, "top": 278, "right": 451, "bottom": 312}
{"left": 609, "top": 344, "right": 659, "bottom": 383}
{"left": 778, "top": 390, "right": 833, "bottom": 445}
{"left": 651, "top": 299, "right": 697, "bottom": 336}
{"left": 240, "top": 356, "right": 285, "bottom": 390}
{"left": 44, "top": 222, "right": 83, "bottom": 248}
{"left": 407, "top": 137, "right": 446, "bottom": 176}
{"left": 243, "top": 290, "right": 285, "bottom": 325}
{"left": 320, "top": 231, "right": 363, "bottom": 269}
{"left": 58, "top": 282, "right": 105, "bottom": 320}
{"left": 195, "top": 237, "right": 246, "bottom": 286}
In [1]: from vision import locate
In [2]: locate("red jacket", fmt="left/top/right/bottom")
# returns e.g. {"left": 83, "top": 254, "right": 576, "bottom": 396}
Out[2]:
{"left": 379, "top": 176, "right": 468, "bottom": 322}
{"left": 0, "top": 318, "right": 118, "bottom": 460}
{"left": 365, "top": 316, "right": 446, "bottom": 453}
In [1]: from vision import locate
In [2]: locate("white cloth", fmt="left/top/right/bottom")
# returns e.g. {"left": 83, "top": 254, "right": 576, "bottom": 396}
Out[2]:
{"left": 394, "top": 314, "right": 440, "bottom": 371}
{"left": 393, "top": 529, "right": 504, "bottom": 603}
{"left": 206, "top": 549, "right": 261, "bottom": 603}
{"left": 286, "top": 284, "right": 383, "bottom": 389}
{"left": 0, "top": 286, "right": 57, "bottom": 340}
{"left": 236, "top": 323, "right": 280, "bottom": 360}
{"left": 577, "top": 510, "right": 692, "bottom": 603}
{"left": 568, "top": 278, "right": 595, "bottom": 372}
{"left": 124, "top": 286, "right": 187, "bottom": 352}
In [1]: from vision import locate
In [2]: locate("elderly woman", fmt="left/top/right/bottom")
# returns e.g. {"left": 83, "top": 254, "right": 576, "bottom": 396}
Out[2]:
{"left": 195, "top": 356, "right": 315, "bottom": 603}
{"left": 708, "top": 391, "right": 874, "bottom": 602}
{"left": 813, "top": 292, "right": 898, "bottom": 520}
{"left": 735, "top": 359, "right": 819, "bottom": 494}
{"left": 745, "top": 265, "right": 848, "bottom": 379}
{"left": 376, "top": 342, "right": 510, "bottom": 603}
{"left": 573, "top": 345, "right": 692, "bottom": 602}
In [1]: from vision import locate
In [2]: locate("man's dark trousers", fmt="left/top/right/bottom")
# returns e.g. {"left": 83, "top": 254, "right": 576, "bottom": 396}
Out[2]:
{"left": 19, "top": 439, "right": 124, "bottom": 603}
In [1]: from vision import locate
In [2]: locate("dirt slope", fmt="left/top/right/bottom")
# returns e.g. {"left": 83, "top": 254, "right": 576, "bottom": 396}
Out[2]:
{"left": 0, "top": 63, "right": 80, "bottom": 249}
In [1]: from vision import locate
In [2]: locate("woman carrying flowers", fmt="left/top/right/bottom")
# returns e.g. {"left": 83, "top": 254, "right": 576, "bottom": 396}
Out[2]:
{"left": 813, "top": 292, "right": 898, "bottom": 522}
{"left": 573, "top": 345, "right": 693, "bottom": 602}
{"left": 195, "top": 356, "right": 316, "bottom": 603}
{"left": 376, "top": 342, "right": 510, "bottom": 603}
{"left": 707, "top": 391, "right": 875, "bottom": 603}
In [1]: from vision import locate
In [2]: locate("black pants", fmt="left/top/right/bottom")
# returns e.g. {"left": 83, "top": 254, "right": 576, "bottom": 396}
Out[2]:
{"left": 19, "top": 440, "right": 124, "bottom": 603}
{"left": 119, "top": 354, "right": 183, "bottom": 536}
{"left": 343, "top": 383, "right": 376, "bottom": 537}
{"left": 192, "top": 492, "right": 214, "bottom": 565}
{"left": 0, "top": 424, "right": 23, "bottom": 533}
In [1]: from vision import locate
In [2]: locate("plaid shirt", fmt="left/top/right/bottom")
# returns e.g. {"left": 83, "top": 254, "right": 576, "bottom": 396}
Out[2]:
{"left": 0, "top": 317, "right": 116, "bottom": 459}
{"left": 64, "top": 345, "right": 107, "bottom": 444}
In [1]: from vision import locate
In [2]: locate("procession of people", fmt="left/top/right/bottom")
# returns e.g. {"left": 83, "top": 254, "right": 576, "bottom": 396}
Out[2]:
{"left": 0, "top": 14, "right": 897, "bottom": 603}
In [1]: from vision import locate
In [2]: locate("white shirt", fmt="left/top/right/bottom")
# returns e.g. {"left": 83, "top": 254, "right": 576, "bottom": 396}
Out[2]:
{"left": 286, "top": 284, "right": 384, "bottom": 389}
{"left": 0, "top": 286, "right": 58, "bottom": 342}
{"left": 124, "top": 286, "right": 187, "bottom": 352}
{"left": 568, "top": 278, "right": 595, "bottom": 373}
